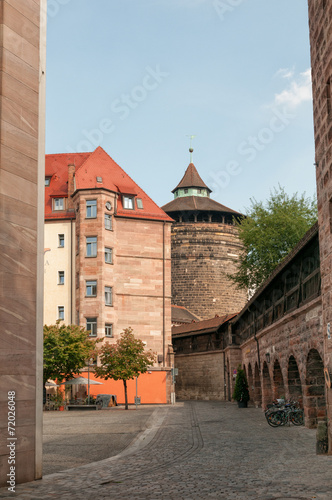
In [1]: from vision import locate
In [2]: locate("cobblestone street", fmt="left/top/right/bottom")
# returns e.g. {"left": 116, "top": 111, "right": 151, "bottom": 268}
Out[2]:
{"left": 1, "top": 401, "right": 331, "bottom": 500}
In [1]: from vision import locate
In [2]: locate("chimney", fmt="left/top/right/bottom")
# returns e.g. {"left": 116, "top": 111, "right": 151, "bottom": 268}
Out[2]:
{"left": 67, "top": 163, "right": 75, "bottom": 210}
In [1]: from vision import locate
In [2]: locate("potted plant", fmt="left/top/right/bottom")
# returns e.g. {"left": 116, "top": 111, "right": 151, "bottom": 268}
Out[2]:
{"left": 84, "top": 395, "right": 96, "bottom": 405}
{"left": 233, "top": 365, "right": 250, "bottom": 408}
{"left": 49, "top": 392, "right": 65, "bottom": 410}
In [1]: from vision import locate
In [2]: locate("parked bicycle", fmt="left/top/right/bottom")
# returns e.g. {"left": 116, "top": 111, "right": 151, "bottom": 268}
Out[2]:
{"left": 265, "top": 399, "right": 304, "bottom": 427}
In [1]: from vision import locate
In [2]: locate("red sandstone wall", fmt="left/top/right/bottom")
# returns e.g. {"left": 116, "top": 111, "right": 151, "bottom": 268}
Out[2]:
{"left": 240, "top": 297, "right": 324, "bottom": 422}
{"left": 115, "top": 218, "right": 172, "bottom": 363}
{"left": 308, "top": 0, "right": 332, "bottom": 448}
{"left": 175, "top": 351, "right": 226, "bottom": 400}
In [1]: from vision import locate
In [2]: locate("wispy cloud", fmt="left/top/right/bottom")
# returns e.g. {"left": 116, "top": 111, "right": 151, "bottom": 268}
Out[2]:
{"left": 272, "top": 68, "right": 312, "bottom": 109}
{"left": 274, "top": 67, "right": 295, "bottom": 80}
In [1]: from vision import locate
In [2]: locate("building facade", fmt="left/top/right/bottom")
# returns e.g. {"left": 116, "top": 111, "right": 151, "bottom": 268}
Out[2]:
{"left": 308, "top": 0, "right": 332, "bottom": 452}
{"left": 162, "top": 160, "right": 247, "bottom": 320}
{"left": 44, "top": 146, "right": 174, "bottom": 403}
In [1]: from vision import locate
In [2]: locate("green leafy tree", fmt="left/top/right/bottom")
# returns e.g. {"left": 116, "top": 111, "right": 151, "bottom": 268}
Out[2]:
{"left": 232, "top": 365, "right": 250, "bottom": 403}
{"left": 95, "top": 328, "right": 156, "bottom": 410}
{"left": 43, "top": 322, "right": 99, "bottom": 386}
{"left": 230, "top": 186, "right": 317, "bottom": 291}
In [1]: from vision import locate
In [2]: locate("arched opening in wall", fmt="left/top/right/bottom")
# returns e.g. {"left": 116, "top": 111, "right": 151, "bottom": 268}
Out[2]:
{"left": 247, "top": 363, "right": 254, "bottom": 402}
{"left": 262, "top": 362, "right": 273, "bottom": 406}
{"left": 253, "top": 362, "right": 262, "bottom": 407}
{"left": 288, "top": 355, "right": 303, "bottom": 406}
{"left": 273, "top": 360, "right": 285, "bottom": 400}
{"left": 305, "top": 349, "right": 326, "bottom": 428}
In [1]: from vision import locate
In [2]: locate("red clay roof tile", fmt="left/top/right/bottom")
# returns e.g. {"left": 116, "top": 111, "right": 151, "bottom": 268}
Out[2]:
{"left": 172, "top": 313, "right": 238, "bottom": 336}
{"left": 172, "top": 163, "right": 212, "bottom": 193}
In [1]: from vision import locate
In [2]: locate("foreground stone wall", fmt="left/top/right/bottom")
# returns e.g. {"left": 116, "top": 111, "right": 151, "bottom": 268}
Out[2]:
{"left": 0, "top": 0, "right": 45, "bottom": 487}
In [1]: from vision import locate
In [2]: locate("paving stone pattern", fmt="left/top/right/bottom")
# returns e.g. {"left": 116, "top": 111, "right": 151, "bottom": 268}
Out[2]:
{"left": 1, "top": 401, "right": 331, "bottom": 499}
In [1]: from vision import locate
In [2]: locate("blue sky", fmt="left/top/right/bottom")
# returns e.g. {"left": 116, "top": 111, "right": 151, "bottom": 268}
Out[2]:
{"left": 46, "top": 0, "right": 315, "bottom": 213}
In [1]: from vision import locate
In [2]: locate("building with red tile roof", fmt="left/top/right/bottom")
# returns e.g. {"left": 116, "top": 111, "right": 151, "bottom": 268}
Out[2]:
{"left": 45, "top": 147, "right": 172, "bottom": 222}
{"left": 44, "top": 147, "right": 174, "bottom": 404}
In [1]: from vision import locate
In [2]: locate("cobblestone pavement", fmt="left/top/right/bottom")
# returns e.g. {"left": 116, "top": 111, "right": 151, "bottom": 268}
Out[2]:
{"left": 1, "top": 401, "right": 332, "bottom": 499}
{"left": 42, "top": 405, "right": 158, "bottom": 475}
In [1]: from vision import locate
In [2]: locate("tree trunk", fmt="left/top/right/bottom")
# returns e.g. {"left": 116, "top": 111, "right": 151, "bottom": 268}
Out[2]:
{"left": 123, "top": 379, "right": 128, "bottom": 410}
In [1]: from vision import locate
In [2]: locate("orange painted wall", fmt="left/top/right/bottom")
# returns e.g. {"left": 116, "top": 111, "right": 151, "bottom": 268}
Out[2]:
{"left": 80, "top": 370, "right": 167, "bottom": 404}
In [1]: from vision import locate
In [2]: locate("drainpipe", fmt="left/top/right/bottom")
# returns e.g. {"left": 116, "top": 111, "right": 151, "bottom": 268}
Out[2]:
{"left": 222, "top": 325, "right": 227, "bottom": 400}
{"left": 70, "top": 218, "right": 73, "bottom": 324}
{"left": 67, "top": 163, "right": 75, "bottom": 325}
{"left": 162, "top": 221, "right": 166, "bottom": 367}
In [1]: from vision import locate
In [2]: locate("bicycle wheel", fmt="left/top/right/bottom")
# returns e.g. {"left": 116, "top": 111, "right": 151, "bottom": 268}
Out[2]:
{"left": 265, "top": 410, "right": 285, "bottom": 427}
{"left": 290, "top": 409, "right": 304, "bottom": 426}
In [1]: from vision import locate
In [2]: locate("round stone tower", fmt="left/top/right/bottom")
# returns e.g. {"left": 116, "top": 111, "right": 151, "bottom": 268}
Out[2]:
{"left": 162, "top": 157, "right": 247, "bottom": 320}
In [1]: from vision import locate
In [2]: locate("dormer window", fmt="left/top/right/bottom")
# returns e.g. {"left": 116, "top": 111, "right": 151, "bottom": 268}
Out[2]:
{"left": 45, "top": 177, "right": 51, "bottom": 186}
{"left": 53, "top": 198, "right": 64, "bottom": 211}
{"left": 184, "top": 188, "right": 188, "bottom": 194}
{"left": 123, "top": 195, "right": 134, "bottom": 209}
{"left": 136, "top": 198, "right": 143, "bottom": 209}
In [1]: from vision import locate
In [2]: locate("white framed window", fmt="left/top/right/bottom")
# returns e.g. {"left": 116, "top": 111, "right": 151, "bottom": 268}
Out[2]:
{"left": 136, "top": 198, "right": 143, "bottom": 209}
{"left": 86, "top": 199, "right": 97, "bottom": 218}
{"left": 58, "top": 271, "right": 65, "bottom": 285}
{"left": 105, "top": 247, "right": 113, "bottom": 264}
{"left": 86, "top": 236, "right": 97, "bottom": 257}
{"left": 86, "top": 317, "right": 97, "bottom": 337}
{"left": 58, "top": 306, "right": 64, "bottom": 320}
{"left": 54, "top": 198, "right": 64, "bottom": 211}
{"left": 86, "top": 280, "right": 97, "bottom": 297}
{"left": 58, "top": 234, "right": 64, "bottom": 247}
{"left": 105, "top": 213, "right": 112, "bottom": 230}
{"left": 105, "top": 323, "right": 113, "bottom": 337}
{"left": 105, "top": 286, "right": 113, "bottom": 306}
{"left": 123, "top": 196, "right": 134, "bottom": 209}
{"left": 45, "top": 177, "right": 51, "bottom": 186}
